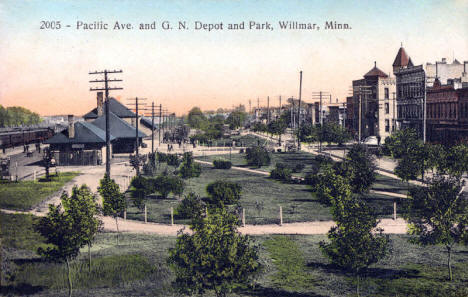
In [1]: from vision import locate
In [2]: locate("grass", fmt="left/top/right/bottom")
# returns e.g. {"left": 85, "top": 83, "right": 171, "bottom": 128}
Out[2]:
{"left": 0, "top": 172, "right": 79, "bottom": 211}
{"left": 128, "top": 151, "right": 410, "bottom": 224}
{"left": 263, "top": 236, "right": 315, "bottom": 291}
{"left": 1, "top": 212, "right": 467, "bottom": 297}
{"left": 126, "top": 162, "right": 331, "bottom": 224}
{"left": 204, "top": 134, "right": 277, "bottom": 148}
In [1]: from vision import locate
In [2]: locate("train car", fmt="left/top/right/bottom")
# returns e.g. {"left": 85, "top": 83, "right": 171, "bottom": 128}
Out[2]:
{"left": 0, "top": 127, "right": 55, "bottom": 149}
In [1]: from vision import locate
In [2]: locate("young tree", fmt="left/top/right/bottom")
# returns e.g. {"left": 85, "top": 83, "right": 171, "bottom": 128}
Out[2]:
{"left": 314, "top": 168, "right": 353, "bottom": 206}
{"left": 98, "top": 174, "right": 126, "bottom": 245}
{"left": 35, "top": 187, "right": 100, "bottom": 297}
{"left": 341, "top": 144, "right": 376, "bottom": 194}
{"left": 402, "top": 176, "right": 468, "bottom": 281}
{"left": 444, "top": 144, "right": 468, "bottom": 177}
{"left": 206, "top": 180, "right": 242, "bottom": 209}
{"left": 226, "top": 110, "right": 247, "bottom": 130}
{"left": 267, "top": 118, "right": 287, "bottom": 145}
{"left": 320, "top": 194, "right": 389, "bottom": 296}
{"left": 129, "top": 175, "right": 152, "bottom": 211}
{"left": 176, "top": 192, "right": 205, "bottom": 221}
{"left": 61, "top": 185, "right": 102, "bottom": 273}
{"left": 179, "top": 152, "right": 202, "bottom": 179}
{"left": 245, "top": 146, "right": 271, "bottom": 168}
{"left": 187, "top": 106, "right": 208, "bottom": 129}
{"left": 167, "top": 208, "right": 260, "bottom": 297}
{"left": 152, "top": 174, "right": 185, "bottom": 199}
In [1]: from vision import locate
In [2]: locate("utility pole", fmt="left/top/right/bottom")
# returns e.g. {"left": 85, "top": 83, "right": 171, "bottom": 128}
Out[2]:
{"left": 267, "top": 96, "right": 270, "bottom": 124}
{"left": 278, "top": 95, "right": 282, "bottom": 119}
{"left": 297, "top": 71, "right": 303, "bottom": 150}
{"left": 392, "top": 92, "right": 396, "bottom": 132}
{"left": 319, "top": 91, "right": 323, "bottom": 125}
{"left": 159, "top": 104, "right": 162, "bottom": 144}
{"left": 89, "top": 69, "right": 123, "bottom": 177}
{"left": 127, "top": 98, "right": 147, "bottom": 175}
{"left": 249, "top": 99, "right": 252, "bottom": 114}
{"left": 151, "top": 102, "right": 155, "bottom": 153}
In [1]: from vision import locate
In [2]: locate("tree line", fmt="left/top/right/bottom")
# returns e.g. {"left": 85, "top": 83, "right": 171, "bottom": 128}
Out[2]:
{"left": 0, "top": 105, "right": 42, "bottom": 127}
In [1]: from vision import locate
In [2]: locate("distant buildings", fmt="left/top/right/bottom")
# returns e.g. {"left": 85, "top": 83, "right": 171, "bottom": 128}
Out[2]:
{"left": 347, "top": 62, "right": 396, "bottom": 140}
{"left": 426, "top": 58, "right": 468, "bottom": 88}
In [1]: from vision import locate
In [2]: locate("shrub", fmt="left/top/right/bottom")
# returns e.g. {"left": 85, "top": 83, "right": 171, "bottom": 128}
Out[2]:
{"left": 176, "top": 192, "right": 205, "bottom": 220}
{"left": 151, "top": 174, "right": 184, "bottom": 199}
{"left": 239, "top": 148, "right": 245, "bottom": 154}
{"left": 206, "top": 180, "right": 242, "bottom": 208}
{"left": 157, "top": 152, "right": 168, "bottom": 163}
{"left": 270, "top": 165, "right": 292, "bottom": 182}
{"left": 167, "top": 154, "right": 181, "bottom": 167}
{"left": 245, "top": 146, "right": 271, "bottom": 168}
{"left": 213, "top": 159, "right": 232, "bottom": 169}
{"left": 179, "top": 152, "right": 201, "bottom": 178}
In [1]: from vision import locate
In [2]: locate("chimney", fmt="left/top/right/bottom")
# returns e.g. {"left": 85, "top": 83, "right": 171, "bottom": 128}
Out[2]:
{"left": 97, "top": 92, "right": 104, "bottom": 116}
{"left": 68, "top": 115, "right": 75, "bottom": 138}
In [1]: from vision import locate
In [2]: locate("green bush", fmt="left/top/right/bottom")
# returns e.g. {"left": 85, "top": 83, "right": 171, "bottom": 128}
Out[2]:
{"left": 151, "top": 174, "right": 184, "bottom": 199}
{"left": 166, "top": 154, "right": 181, "bottom": 167}
{"left": 206, "top": 180, "right": 242, "bottom": 208}
{"left": 213, "top": 159, "right": 232, "bottom": 169}
{"left": 270, "top": 163, "right": 292, "bottom": 182}
{"left": 175, "top": 192, "right": 205, "bottom": 220}
{"left": 245, "top": 146, "right": 271, "bottom": 168}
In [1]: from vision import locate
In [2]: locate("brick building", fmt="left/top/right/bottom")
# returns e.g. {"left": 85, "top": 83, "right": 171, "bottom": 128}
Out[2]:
{"left": 426, "top": 78, "right": 468, "bottom": 144}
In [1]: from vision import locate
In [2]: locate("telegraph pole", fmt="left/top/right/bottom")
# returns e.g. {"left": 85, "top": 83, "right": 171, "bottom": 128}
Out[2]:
{"left": 297, "top": 71, "right": 303, "bottom": 150}
{"left": 89, "top": 69, "right": 123, "bottom": 176}
{"left": 151, "top": 102, "right": 155, "bottom": 153}
{"left": 127, "top": 97, "right": 147, "bottom": 175}
{"left": 159, "top": 104, "right": 162, "bottom": 144}
{"left": 249, "top": 99, "right": 252, "bottom": 114}
{"left": 267, "top": 96, "right": 270, "bottom": 124}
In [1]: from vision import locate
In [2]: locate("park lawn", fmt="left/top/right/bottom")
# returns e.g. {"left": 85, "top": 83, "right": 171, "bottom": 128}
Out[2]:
{"left": 197, "top": 151, "right": 322, "bottom": 177}
{"left": 198, "top": 151, "right": 411, "bottom": 194}
{"left": 1, "top": 213, "right": 467, "bottom": 297}
{"left": 126, "top": 162, "right": 331, "bottom": 224}
{"left": 0, "top": 172, "right": 80, "bottom": 211}
{"left": 127, "top": 161, "right": 405, "bottom": 224}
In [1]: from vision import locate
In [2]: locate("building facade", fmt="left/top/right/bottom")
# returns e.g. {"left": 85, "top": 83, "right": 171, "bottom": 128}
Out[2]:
{"left": 348, "top": 63, "right": 396, "bottom": 140}
{"left": 426, "top": 79, "right": 468, "bottom": 144}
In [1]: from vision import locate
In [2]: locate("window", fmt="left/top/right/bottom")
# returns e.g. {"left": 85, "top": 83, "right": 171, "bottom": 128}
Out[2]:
{"left": 385, "top": 88, "right": 389, "bottom": 99}
{"left": 385, "top": 103, "right": 389, "bottom": 114}
{"left": 385, "top": 119, "right": 390, "bottom": 132}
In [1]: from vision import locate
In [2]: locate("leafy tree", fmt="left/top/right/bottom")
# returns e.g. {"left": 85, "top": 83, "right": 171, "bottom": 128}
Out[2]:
{"left": 402, "top": 176, "right": 468, "bottom": 281}
{"left": 314, "top": 168, "right": 353, "bottom": 206}
{"left": 0, "top": 105, "right": 42, "bottom": 127}
{"left": 394, "top": 155, "right": 420, "bottom": 191}
{"left": 251, "top": 122, "right": 267, "bottom": 133}
{"left": 383, "top": 128, "right": 420, "bottom": 159}
{"left": 61, "top": 185, "right": 102, "bottom": 273}
{"left": 341, "top": 144, "right": 376, "bottom": 193}
{"left": 167, "top": 208, "right": 260, "bottom": 297}
{"left": 129, "top": 154, "right": 147, "bottom": 176}
{"left": 35, "top": 185, "right": 101, "bottom": 297}
{"left": 98, "top": 174, "right": 126, "bottom": 245}
{"left": 166, "top": 153, "right": 181, "bottom": 167}
{"left": 187, "top": 107, "right": 208, "bottom": 129}
{"left": 176, "top": 192, "right": 205, "bottom": 221}
{"left": 245, "top": 146, "right": 271, "bottom": 168}
{"left": 320, "top": 194, "right": 389, "bottom": 296}
{"left": 179, "top": 152, "right": 202, "bottom": 178}
{"left": 226, "top": 110, "right": 247, "bottom": 130}
{"left": 444, "top": 144, "right": 468, "bottom": 177}
{"left": 270, "top": 163, "right": 292, "bottom": 182}
{"left": 129, "top": 175, "right": 152, "bottom": 211}
{"left": 153, "top": 174, "right": 184, "bottom": 199}
{"left": 206, "top": 180, "right": 242, "bottom": 208}
{"left": 267, "top": 118, "right": 287, "bottom": 145}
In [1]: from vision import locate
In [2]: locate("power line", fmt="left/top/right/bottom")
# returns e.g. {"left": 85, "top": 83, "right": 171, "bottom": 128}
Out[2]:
{"left": 89, "top": 69, "right": 123, "bottom": 176}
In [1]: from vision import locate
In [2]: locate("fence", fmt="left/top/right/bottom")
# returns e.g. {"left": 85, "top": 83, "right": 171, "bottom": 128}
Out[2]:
{"left": 120, "top": 202, "right": 401, "bottom": 226}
